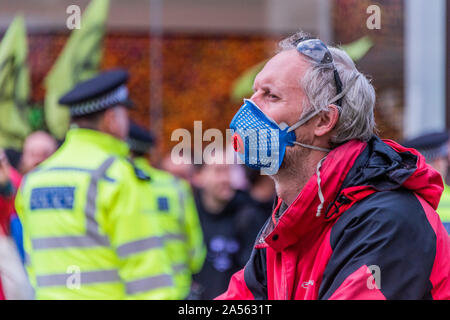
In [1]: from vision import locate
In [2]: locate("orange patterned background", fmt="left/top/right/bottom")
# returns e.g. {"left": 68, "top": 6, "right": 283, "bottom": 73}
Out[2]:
{"left": 26, "top": 0, "right": 404, "bottom": 159}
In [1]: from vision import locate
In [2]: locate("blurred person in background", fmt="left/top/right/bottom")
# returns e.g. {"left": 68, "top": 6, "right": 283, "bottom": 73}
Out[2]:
{"left": 219, "top": 31, "right": 450, "bottom": 300}
{"left": 0, "top": 149, "right": 22, "bottom": 251}
{"left": 0, "top": 149, "right": 33, "bottom": 299}
{"left": 15, "top": 69, "right": 175, "bottom": 299}
{"left": 161, "top": 153, "right": 195, "bottom": 183}
{"left": 127, "top": 121, "right": 206, "bottom": 299}
{"left": 0, "top": 130, "right": 57, "bottom": 299}
{"left": 4, "top": 149, "right": 22, "bottom": 172}
{"left": 244, "top": 167, "right": 276, "bottom": 220}
{"left": 5, "top": 131, "right": 58, "bottom": 266}
{"left": 402, "top": 131, "right": 450, "bottom": 234}
{"left": 19, "top": 131, "right": 58, "bottom": 175}
{"left": 191, "top": 150, "right": 267, "bottom": 299}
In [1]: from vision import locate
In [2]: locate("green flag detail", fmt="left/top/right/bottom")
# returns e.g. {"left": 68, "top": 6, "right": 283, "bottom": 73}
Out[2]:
{"left": 230, "top": 60, "right": 266, "bottom": 102}
{"left": 44, "top": 0, "right": 110, "bottom": 139}
{"left": 339, "top": 36, "right": 373, "bottom": 62}
{"left": 0, "top": 15, "right": 31, "bottom": 150}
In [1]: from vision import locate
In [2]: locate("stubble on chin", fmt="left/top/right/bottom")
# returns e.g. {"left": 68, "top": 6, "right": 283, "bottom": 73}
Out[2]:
{"left": 279, "top": 144, "right": 311, "bottom": 177}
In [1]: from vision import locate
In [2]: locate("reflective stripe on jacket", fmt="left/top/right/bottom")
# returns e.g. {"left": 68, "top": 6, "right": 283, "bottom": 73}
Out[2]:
{"left": 133, "top": 157, "right": 206, "bottom": 299}
{"left": 16, "top": 129, "right": 175, "bottom": 300}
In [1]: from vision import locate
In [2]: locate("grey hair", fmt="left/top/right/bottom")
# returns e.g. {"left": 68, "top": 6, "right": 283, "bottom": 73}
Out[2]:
{"left": 278, "top": 31, "right": 376, "bottom": 147}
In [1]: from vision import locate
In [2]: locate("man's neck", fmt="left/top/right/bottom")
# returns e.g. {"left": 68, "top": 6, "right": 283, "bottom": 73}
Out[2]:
{"left": 271, "top": 151, "right": 327, "bottom": 206}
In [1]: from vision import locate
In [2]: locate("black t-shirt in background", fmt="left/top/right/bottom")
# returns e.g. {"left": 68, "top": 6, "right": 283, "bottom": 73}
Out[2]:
{"left": 192, "top": 188, "right": 268, "bottom": 300}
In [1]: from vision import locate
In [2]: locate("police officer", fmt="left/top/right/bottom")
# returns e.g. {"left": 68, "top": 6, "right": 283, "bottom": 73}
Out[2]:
{"left": 15, "top": 69, "right": 175, "bottom": 299}
{"left": 402, "top": 131, "right": 450, "bottom": 233}
{"left": 127, "top": 121, "right": 206, "bottom": 299}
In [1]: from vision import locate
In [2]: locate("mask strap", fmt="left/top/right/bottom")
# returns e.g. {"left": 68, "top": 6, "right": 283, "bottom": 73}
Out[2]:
{"left": 287, "top": 109, "right": 321, "bottom": 133}
{"left": 286, "top": 74, "right": 360, "bottom": 153}
{"left": 292, "top": 142, "right": 331, "bottom": 152}
{"left": 289, "top": 73, "right": 360, "bottom": 132}
{"left": 288, "top": 109, "right": 330, "bottom": 153}
{"left": 328, "top": 74, "right": 359, "bottom": 106}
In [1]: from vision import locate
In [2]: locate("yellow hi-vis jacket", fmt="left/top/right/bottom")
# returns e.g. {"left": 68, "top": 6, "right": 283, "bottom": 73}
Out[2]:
{"left": 437, "top": 183, "right": 450, "bottom": 234}
{"left": 15, "top": 128, "right": 176, "bottom": 300}
{"left": 133, "top": 157, "right": 206, "bottom": 299}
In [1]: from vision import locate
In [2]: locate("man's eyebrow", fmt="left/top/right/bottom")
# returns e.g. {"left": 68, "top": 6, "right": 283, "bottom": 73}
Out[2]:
{"left": 261, "top": 84, "right": 273, "bottom": 91}
{"left": 253, "top": 81, "right": 276, "bottom": 92}
{"left": 261, "top": 84, "right": 281, "bottom": 95}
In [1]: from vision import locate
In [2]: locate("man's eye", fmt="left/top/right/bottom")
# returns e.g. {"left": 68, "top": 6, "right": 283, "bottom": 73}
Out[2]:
{"left": 268, "top": 94, "right": 279, "bottom": 99}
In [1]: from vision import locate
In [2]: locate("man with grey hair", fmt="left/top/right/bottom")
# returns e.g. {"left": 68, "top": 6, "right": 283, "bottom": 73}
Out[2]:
{"left": 219, "top": 32, "right": 450, "bottom": 300}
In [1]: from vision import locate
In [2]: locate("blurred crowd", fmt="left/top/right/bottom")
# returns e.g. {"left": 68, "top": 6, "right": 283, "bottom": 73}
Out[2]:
{"left": 0, "top": 122, "right": 277, "bottom": 300}
{"left": 2, "top": 119, "right": 450, "bottom": 300}
{"left": 2, "top": 103, "right": 450, "bottom": 300}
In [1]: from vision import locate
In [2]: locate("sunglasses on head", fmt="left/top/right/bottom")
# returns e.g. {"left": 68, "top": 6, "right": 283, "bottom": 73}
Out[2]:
{"left": 295, "top": 38, "right": 344, "bottom": 107}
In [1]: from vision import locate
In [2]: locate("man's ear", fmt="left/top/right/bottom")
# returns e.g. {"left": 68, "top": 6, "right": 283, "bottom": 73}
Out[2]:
{"left": 313, "top": 104, "right": 340, "bottom": 137}
{"left": 98, "top": 109, "right": 114, "bottom": 135}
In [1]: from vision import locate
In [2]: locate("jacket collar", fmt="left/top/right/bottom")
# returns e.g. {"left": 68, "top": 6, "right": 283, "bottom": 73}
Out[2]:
{"left": 133, "top": 157, "right": 152, "bottom": 171}
{"left": 263, "top": 135, "right": 443, "bottom": 252}
{"left": 65, "top": 128, "right": 130, "bottom": 158}
{"left": 264, "top": 139, "right": 367, "bottom": 251}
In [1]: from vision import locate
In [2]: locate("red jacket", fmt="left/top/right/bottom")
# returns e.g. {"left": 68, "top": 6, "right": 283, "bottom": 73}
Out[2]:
{"left": 217, "top": 136, "right": 450, "bottom": 300}
{"left": 0, "top": 168, "right": 22, "bottom": 300}
{"left": 0, "top": 168, "right": 21, "bottom": 235}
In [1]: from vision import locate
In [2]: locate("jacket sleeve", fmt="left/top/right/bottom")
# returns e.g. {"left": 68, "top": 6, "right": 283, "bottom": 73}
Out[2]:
{"left": 177, "top": 179, "right": 206, "bottom": 275}
{"left": 104, "top": 165, "right": 176, "bottom": 300}
{"left": 319, "top": 191, "right": 439, "bottom": 300}
{"left": 215, "top": 268, "right": 255, "bottom": 300}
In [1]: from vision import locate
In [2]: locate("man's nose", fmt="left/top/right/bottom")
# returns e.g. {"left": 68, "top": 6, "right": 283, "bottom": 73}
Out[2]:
{"left": 249, "top": 91, "right": 265, "bottom": 111}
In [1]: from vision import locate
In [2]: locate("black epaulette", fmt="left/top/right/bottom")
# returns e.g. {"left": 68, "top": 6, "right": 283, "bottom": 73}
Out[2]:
{"left": 127, "top": 158, "right": 151, "bottom": 181}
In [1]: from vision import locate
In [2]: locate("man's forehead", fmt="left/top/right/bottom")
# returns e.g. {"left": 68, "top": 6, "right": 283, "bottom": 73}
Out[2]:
{"left": 254, "top": 49, "right": 308, "bottom": 89}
